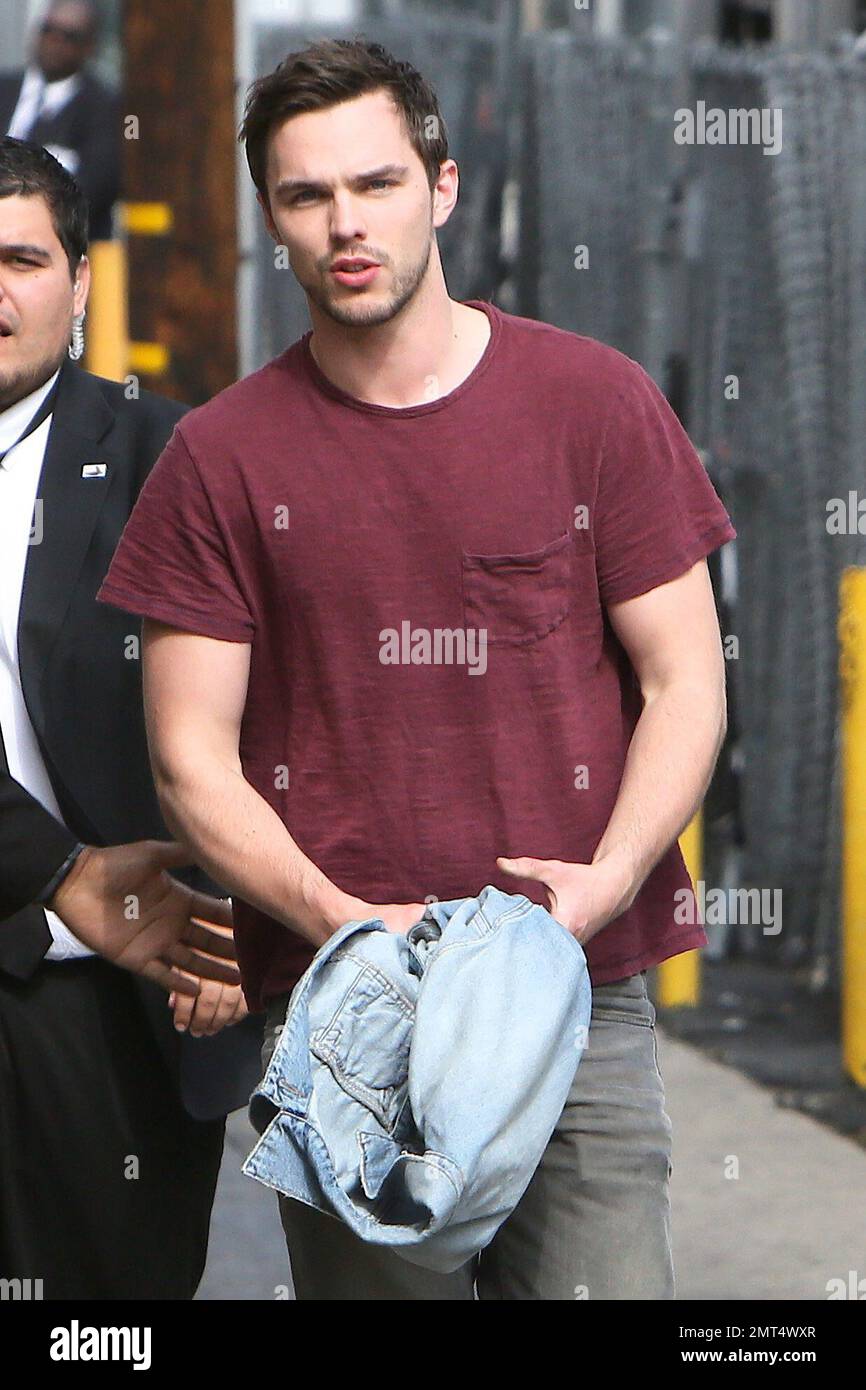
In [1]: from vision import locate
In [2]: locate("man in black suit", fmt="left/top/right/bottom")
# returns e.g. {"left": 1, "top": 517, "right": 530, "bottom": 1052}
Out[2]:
{"left": 0, "top": 1, "right": 119, "bottom": 240}
{"left": 0, "top": 137, "right": 264, "bottom": 1300}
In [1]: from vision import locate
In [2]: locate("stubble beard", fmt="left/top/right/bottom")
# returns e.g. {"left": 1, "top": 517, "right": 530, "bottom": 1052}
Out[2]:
{"left": 0, "top": 350, "right": 64, "bottom": 412}
{"left": 305, "top": 225, "right": 434, "bottom": 330}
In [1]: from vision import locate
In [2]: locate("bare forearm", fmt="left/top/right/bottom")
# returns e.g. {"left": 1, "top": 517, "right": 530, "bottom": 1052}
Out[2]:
{"left": 154, "top": 758, "right": 351, "bottom": 947}
{"left": 592, "top": 679, "right": 726, "bottom": 906}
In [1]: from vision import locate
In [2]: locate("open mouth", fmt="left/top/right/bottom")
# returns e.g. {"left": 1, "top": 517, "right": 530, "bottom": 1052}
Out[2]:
{"left": 329, "top": 260, "right": 381, "bottom": 288}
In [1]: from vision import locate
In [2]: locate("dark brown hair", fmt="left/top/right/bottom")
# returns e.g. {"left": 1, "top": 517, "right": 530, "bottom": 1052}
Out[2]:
{"left": 239, "top": 37, "right": 449, "bottom": 201}
{"left": 0, "top": 137, "right": 88, "bottom": 278}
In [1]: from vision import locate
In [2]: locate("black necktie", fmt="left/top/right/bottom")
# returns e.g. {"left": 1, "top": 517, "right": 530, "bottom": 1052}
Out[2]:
{"left": 0, "top": 378, "right": 63, "bottom": 974}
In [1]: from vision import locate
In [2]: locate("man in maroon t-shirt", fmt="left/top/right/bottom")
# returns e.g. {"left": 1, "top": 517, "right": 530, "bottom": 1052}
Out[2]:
{"left": 99, "top": 39, "right": 735, "bottom": 1300}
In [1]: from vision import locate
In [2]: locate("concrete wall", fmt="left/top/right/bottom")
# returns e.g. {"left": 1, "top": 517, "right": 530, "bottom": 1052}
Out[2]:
{"left": 0, "top": 0, "right": 36, "bottom": 70}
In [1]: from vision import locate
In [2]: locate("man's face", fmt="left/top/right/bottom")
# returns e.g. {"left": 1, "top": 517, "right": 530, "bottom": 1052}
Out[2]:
{"left": 258, "top": 88, "right": 457, "bottom": 330}
{"left": 0, "top": 193, "right": 89, "bottom": 410}
{"left": 34, "top": 2, "right": 95, "bottom": 83}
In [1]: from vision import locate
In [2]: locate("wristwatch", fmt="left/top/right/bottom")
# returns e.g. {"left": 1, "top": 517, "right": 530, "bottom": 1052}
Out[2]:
{"left": 34, "top": 841, "right": 88, "bottom": 907}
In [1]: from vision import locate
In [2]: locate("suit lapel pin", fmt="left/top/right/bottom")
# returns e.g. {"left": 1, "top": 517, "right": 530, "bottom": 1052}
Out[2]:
{"left": 81, "top": 463, "right": 108, "bottom": 478}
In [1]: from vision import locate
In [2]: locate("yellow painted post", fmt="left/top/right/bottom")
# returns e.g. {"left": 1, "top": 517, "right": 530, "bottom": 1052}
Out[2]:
{"left": 655, "top": 810, "right": 703, "bottom": 1008}
{"left": 83, "top": 239, "right": 129, "bottom": 383}
{"left": 122, "top": 201, "right": 173, "bottom": 236}
{"left": 839, "top": 567, "right": 866, "bottom": 1088}
{"left": 127, "top": 342, "right": 170, "bottom": 377}
{"left": 119, "top": 202, "right": 173, "bottom": 381}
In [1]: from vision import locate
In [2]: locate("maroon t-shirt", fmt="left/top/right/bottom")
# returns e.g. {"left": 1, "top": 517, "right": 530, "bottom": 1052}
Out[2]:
{"left": 98, "top": 300, "right": 736, "bottom": 1012}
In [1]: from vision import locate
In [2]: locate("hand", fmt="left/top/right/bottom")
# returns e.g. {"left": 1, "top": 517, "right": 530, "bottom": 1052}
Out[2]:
{"left": 496, "top": 855, "right": 634, "bottom": 947}
{"left": 50, "top": 840, "right": 241, "bottom": 996}
{"left": 169, "top": 977, "right": 249, "bottom": 1036}
{"left": 320, "top": 889, "right": 427, "bottom": 938}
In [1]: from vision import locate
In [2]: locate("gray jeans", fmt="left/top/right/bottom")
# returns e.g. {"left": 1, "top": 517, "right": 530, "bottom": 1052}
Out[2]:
{"left": 259, "top": 969, "right": 674, "bottom": 1300}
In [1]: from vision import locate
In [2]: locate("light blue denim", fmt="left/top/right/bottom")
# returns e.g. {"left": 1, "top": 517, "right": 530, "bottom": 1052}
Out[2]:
{"left": 242, "top": 885, "right": 592, "bottom": 1274}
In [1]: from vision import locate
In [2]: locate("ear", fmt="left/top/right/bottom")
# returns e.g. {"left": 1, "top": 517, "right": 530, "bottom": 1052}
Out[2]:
{"left": 431, "top": 158, "right": 459, "bottom": 231}
{"left": 72, "top": 255, "right": 91, "bottom": 314}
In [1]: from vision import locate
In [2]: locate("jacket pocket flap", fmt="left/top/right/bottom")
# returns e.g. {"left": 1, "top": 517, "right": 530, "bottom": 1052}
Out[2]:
{"left": 358, "top": 1130, "right": 404, "bottom": 1200}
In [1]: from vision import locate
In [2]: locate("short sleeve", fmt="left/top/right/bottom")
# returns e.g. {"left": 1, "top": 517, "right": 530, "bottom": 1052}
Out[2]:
{"left": 97, "top": 426, "right": 255, "bottom": 641}
{"left": 593, "top": 357, "right": 736, "bottom": 608}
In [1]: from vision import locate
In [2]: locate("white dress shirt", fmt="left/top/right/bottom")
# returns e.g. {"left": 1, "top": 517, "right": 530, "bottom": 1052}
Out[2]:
{"left": 5, "top": 66, "right": 82, "bottom": 176}
{"left": 0, "top": 371, "right": 93, "bottom": 960}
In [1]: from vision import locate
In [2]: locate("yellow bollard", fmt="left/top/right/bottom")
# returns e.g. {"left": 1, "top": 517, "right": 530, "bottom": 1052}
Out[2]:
{"left": 655, "top": 810, "right": 703, "bottom": 1008}
{"left": 839, "top": 567, "right": 866, "bottom": 1088}
{"left": 83, "top": 239, "right": 129, "bottom": 383}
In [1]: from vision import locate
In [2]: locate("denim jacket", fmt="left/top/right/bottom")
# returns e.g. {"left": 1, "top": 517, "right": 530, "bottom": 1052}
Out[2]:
{"left": 242, "top": 886, "right": 592, "bottom": 1273}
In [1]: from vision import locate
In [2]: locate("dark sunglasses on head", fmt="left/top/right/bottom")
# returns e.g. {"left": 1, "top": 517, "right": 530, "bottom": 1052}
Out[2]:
{"left": 40, "top": 20, "right": 90, "bottom": 44}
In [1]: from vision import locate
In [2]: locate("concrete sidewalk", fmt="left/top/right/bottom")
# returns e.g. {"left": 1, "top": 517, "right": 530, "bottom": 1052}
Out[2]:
{"left": 197, "top": 1029, "right": 866, "bottom": 1299}
{"left": 660, "top": 1028, "right": 866, "bottom": 1300}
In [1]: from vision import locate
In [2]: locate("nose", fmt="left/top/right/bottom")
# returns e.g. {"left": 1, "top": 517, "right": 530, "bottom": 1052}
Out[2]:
{"left": 329, "top": 191, "right": 367, "bottom": 245}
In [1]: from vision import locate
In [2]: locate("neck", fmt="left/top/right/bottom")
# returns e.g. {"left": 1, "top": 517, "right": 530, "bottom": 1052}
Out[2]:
{"left": 0, "top": 360, "right": 62, "bottom": 415}
{"left": 38, "top": 63, "right": 81, "bottom": 83}
{"left": 307, "top": 261, "right": 484, "bottom": 409}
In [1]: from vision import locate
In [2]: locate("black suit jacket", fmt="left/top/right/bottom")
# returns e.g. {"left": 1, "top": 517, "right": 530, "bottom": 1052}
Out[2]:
{"left": 0, "top": 69, "right": 120, "bottom": 239}
{"left": 0, "top": 359, "right": 263, "bottom": 1119}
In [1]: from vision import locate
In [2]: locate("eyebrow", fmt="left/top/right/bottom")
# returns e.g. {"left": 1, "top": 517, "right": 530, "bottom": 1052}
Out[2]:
{"left": 0, "top": 243, "right": 52, "bottom": 261}
{"left": 273, "top": 164, "right": 410, "bottom": 198}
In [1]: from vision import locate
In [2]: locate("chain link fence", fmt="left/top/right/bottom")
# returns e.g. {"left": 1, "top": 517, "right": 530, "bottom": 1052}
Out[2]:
{"left": 517, "top": 29, "right": 866, "bottom": 977}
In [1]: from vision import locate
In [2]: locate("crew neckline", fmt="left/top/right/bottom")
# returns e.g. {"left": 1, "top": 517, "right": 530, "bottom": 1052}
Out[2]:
{"left": 299, "top": 298, "right": 501, "bottom": 418}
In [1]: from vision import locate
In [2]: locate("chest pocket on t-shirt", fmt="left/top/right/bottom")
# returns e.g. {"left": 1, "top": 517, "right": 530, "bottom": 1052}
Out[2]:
{"left": 461, "top": 530, "right": 590, "bottom": 647}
